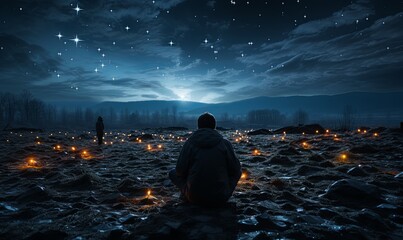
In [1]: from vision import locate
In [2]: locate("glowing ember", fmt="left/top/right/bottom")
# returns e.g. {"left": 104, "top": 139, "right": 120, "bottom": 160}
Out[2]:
{"left": 363, "top": 130, "right": 367, "bottom": 133}
{"left": 71, "top": 146, "right": 76, "bottom": 151}
{"left": 81, "top": 150, "right": 92, "bottom": 160}
{"left": 374, "top": 133, "right": 378, "bottom": 137}
{"left": 147, "top": 144, "right": 152, "bottom": 150}
{"left": 253, "top": 149, "right": 261, "bottom": 155}
{"left": 241, "top": 172, "right": 247, "bottom": 179}
{"left": 147, "top": 189, "right": 152, "bottom": 197}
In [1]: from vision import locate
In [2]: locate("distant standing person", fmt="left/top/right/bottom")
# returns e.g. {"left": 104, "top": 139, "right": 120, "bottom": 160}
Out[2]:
{"left": 96, "top": 116, "right": 104, "bottom": 145}
{"left": 169, "top": 112, "right": 241, "bottom": 206}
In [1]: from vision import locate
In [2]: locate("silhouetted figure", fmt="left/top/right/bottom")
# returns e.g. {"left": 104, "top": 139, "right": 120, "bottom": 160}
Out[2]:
{"left": 96, "top": 116, "right": 104, "bottom": 145}
{"left": 169, "top": 112, "right": 241, "bottom": 206}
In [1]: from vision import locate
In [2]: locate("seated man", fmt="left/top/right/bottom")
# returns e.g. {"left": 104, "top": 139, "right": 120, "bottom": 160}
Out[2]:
{"left": 169, "top": 112, "right": 241, "bottom": 206}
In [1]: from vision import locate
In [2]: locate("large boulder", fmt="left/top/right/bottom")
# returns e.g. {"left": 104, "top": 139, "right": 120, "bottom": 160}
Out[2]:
{"left": 321, "top": 179, "right": 383, "bottom": 207}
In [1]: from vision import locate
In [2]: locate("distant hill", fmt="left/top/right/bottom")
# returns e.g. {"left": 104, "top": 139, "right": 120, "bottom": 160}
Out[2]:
{"left": 94, "top": 92, "right": 403, "bottom": 118}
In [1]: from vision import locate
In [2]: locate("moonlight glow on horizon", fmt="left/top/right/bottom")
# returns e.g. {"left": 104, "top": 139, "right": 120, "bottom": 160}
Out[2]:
{"left": 0, "top": 0, "right": 402, "bottom": 103}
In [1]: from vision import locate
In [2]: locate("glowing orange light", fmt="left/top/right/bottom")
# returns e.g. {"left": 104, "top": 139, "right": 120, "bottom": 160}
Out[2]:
{"left": 374, "top": 133, "right": 378, "bottom": 137}
{"left": 357, "top": 129, "right": 361, "bottom": 133}
{"left": 147, "top": 189, "right": 152, "bottom": 198}
{"left": 147, "top": 144, "right": 152, "bottom": 150}
{"left": 315, "top": 130, "right": 319, "bottom": 134}
{"left": 28, "top": 158, "right": 38, "bottom": 166}
{"left": 326, "top": 129, "right": 329, "bottom": 133}
{"left": 157, "top": 144, "right": 162, "bottom": 149}
{"left": 363, "top": 130, "right": 367, "bottom": 133}
{"left": 341, "top": 154, "right": 347, "bottom": 159}
{"left": 253, "top": 149, "right": 261, "bottom": 155}
{"left": 139, "top": 139, "right": 142, "bottom": 143}
{"left": 241, "top": 172, "right": 247, "bottom": 179}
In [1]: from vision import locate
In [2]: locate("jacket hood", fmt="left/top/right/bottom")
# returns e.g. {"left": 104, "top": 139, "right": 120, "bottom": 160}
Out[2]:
{"left": 188, "top": 128, "right": 223, "bottom": 148}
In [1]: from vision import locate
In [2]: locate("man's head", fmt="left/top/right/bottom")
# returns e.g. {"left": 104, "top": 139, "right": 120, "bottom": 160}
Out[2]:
{"left": 198, "top": 112, "right": 216, "bottom": 129}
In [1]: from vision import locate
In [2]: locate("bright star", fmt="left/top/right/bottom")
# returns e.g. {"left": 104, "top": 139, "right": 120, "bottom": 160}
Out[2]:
{"left": 125, "top": 26, "right": 130, "bottom": 31}
{"left": 57, "top": 74, "right": 60, "bottom": 78}
{"left": 56, "top": 32, "right": 63, "bottom": 40}
{"left": 101, "top": 63, "right": 105, "bottom": 68}
{"left": 97, "top": 48, "right": 101, "bottom": 52}
{"left": 204, "top": 38, "right": 208, "bottom": 44}
{"left": 70, "top": 35, "right": 83, "bottom": 47}
{"left": 169, "top": 40, "right": 174, "bottom": 46}
{"left": 94, "top": 68, "right": 99, "bottom": 73}
{"left": 73, "top": 4, "right": 82, "bottom": 15}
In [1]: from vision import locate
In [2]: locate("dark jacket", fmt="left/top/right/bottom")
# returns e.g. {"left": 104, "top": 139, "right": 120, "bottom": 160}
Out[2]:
{"left": 176, "top": 128, "right": 241, "bottom": 205}
{"left": 96, "top": 119, "right": 104, "bottom": 135}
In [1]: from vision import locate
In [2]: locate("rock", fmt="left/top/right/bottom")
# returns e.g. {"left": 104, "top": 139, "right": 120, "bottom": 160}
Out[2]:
{"left": 269, "top": 156, "right": 294, "bottom": 166}
{"left": 308, "top": 154, "right": 325, "bottom": 162}
{"left": 321, "top": 179, "right": 383, "bottom": 207}
{"left": 255, "top": 213, "right": 288, "bottom": 230}
{"left": 117, "top": 178, "right": 143, "bottom": 193}
{"left": 247, "top": 129, "right": 272, "bottom": 136}
{"left": 297, "top": 165, "right": 323, "bottom": 176}
{"left": 60, "top": 173, "right": 101, "bottom": 190}
{"left": 16, "top": 185, "right": 51, "bottom": 202}
{"left": 107, "top": 229, "right": 128, "bottom": 240}
{"left": 318, "top": 208, "right": 340, "bottom": 219}
{"left": 395, "top": 172, "right": 403, "bottom": 179}
{"left": 350, "top": 144, "right": 379, "bottom": 154}
{"left": 278, "top": 147, "right": 300, "bottom": 155}
{"left": 27, "top": 230, "right": 68, "bottom": 240}
{"left": 347, "top": 167, "right": 368, "bottom": 176}
{"left": 319, "top": 161, "right": 335, "bottom": 168}
{"left": 353, "top": 209, "right": 391, "bottom": 231}
{"left": 250, "top": 156, "right": 267, "bottom": 163}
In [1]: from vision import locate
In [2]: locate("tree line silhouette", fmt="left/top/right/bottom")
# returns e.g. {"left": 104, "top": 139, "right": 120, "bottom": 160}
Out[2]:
{"left": 1, "top": 90, "right": 358, "bottom": 130}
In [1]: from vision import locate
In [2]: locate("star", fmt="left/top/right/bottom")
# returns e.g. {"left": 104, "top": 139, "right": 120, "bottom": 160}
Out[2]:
{"left": 94, "top": 68, "right": 99, "bottom": 73}
{"left": 57, "top": 74, "right": 60, "bottom": 78}
{"left": 73, "top": 4, "right": 82, "bottom": 15}
{"left": 70, "top": 35, "right": 83, "bottom": 47}
{"left": 204, "top": 38, "right": 208, "bottom": 44}
{"left": 169, "top": 40, "right": 174, "bottom": 46}
{"left": 125, "top": 26, "right": 130, "bottom": 31}
{"left": 56, "top": 32, "right": 63, "bottom": 40}
{"left": 102, "top": 53, "right": 105, "bottom": 57}
{"left": 97, "top": 48, "right": 101, "bottom": 52}
{"left": 101, "top": 63, "right": 105, "bottom": 68}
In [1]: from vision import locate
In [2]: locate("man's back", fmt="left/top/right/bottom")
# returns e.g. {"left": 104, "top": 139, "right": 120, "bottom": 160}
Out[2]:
{"left": 176, "top": 128, "right": 241, "bottom": 206}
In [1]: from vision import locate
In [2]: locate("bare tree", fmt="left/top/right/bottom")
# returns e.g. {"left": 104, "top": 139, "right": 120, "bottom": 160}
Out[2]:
{"left": 339, "top": 105, "right": 356, "bottom": 130}
{"left": 293, "top": 109, "right": 309, "bottom": 126}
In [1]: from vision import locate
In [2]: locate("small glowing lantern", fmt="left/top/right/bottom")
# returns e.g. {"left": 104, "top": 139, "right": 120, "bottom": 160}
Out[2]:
{"left": 363, "top": 130, "right": 367, "bottom": 133}
{"left": 357, "top": 129, "right": 361, "bottom": 133}
{"left": 241, "top": 172, "right": 247, "bottom": 179}
{"left": 253, "top": 149, "right": 261, "bottom": 155}
{"left": 147, "top": 144, "right": 152, "bottom": 150}
{"left": 147, "top": 189, "right": 152, "bottom": 198}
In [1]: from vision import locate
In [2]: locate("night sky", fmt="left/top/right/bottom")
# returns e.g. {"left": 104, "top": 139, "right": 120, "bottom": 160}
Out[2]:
{"left": 1, "top": 0, "right": 402, "bottom": 103}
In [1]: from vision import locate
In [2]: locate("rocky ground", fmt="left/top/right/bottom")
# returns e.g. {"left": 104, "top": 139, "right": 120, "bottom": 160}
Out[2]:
{"left": 0, "top": 127, "right": 402, "bottom": 239}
